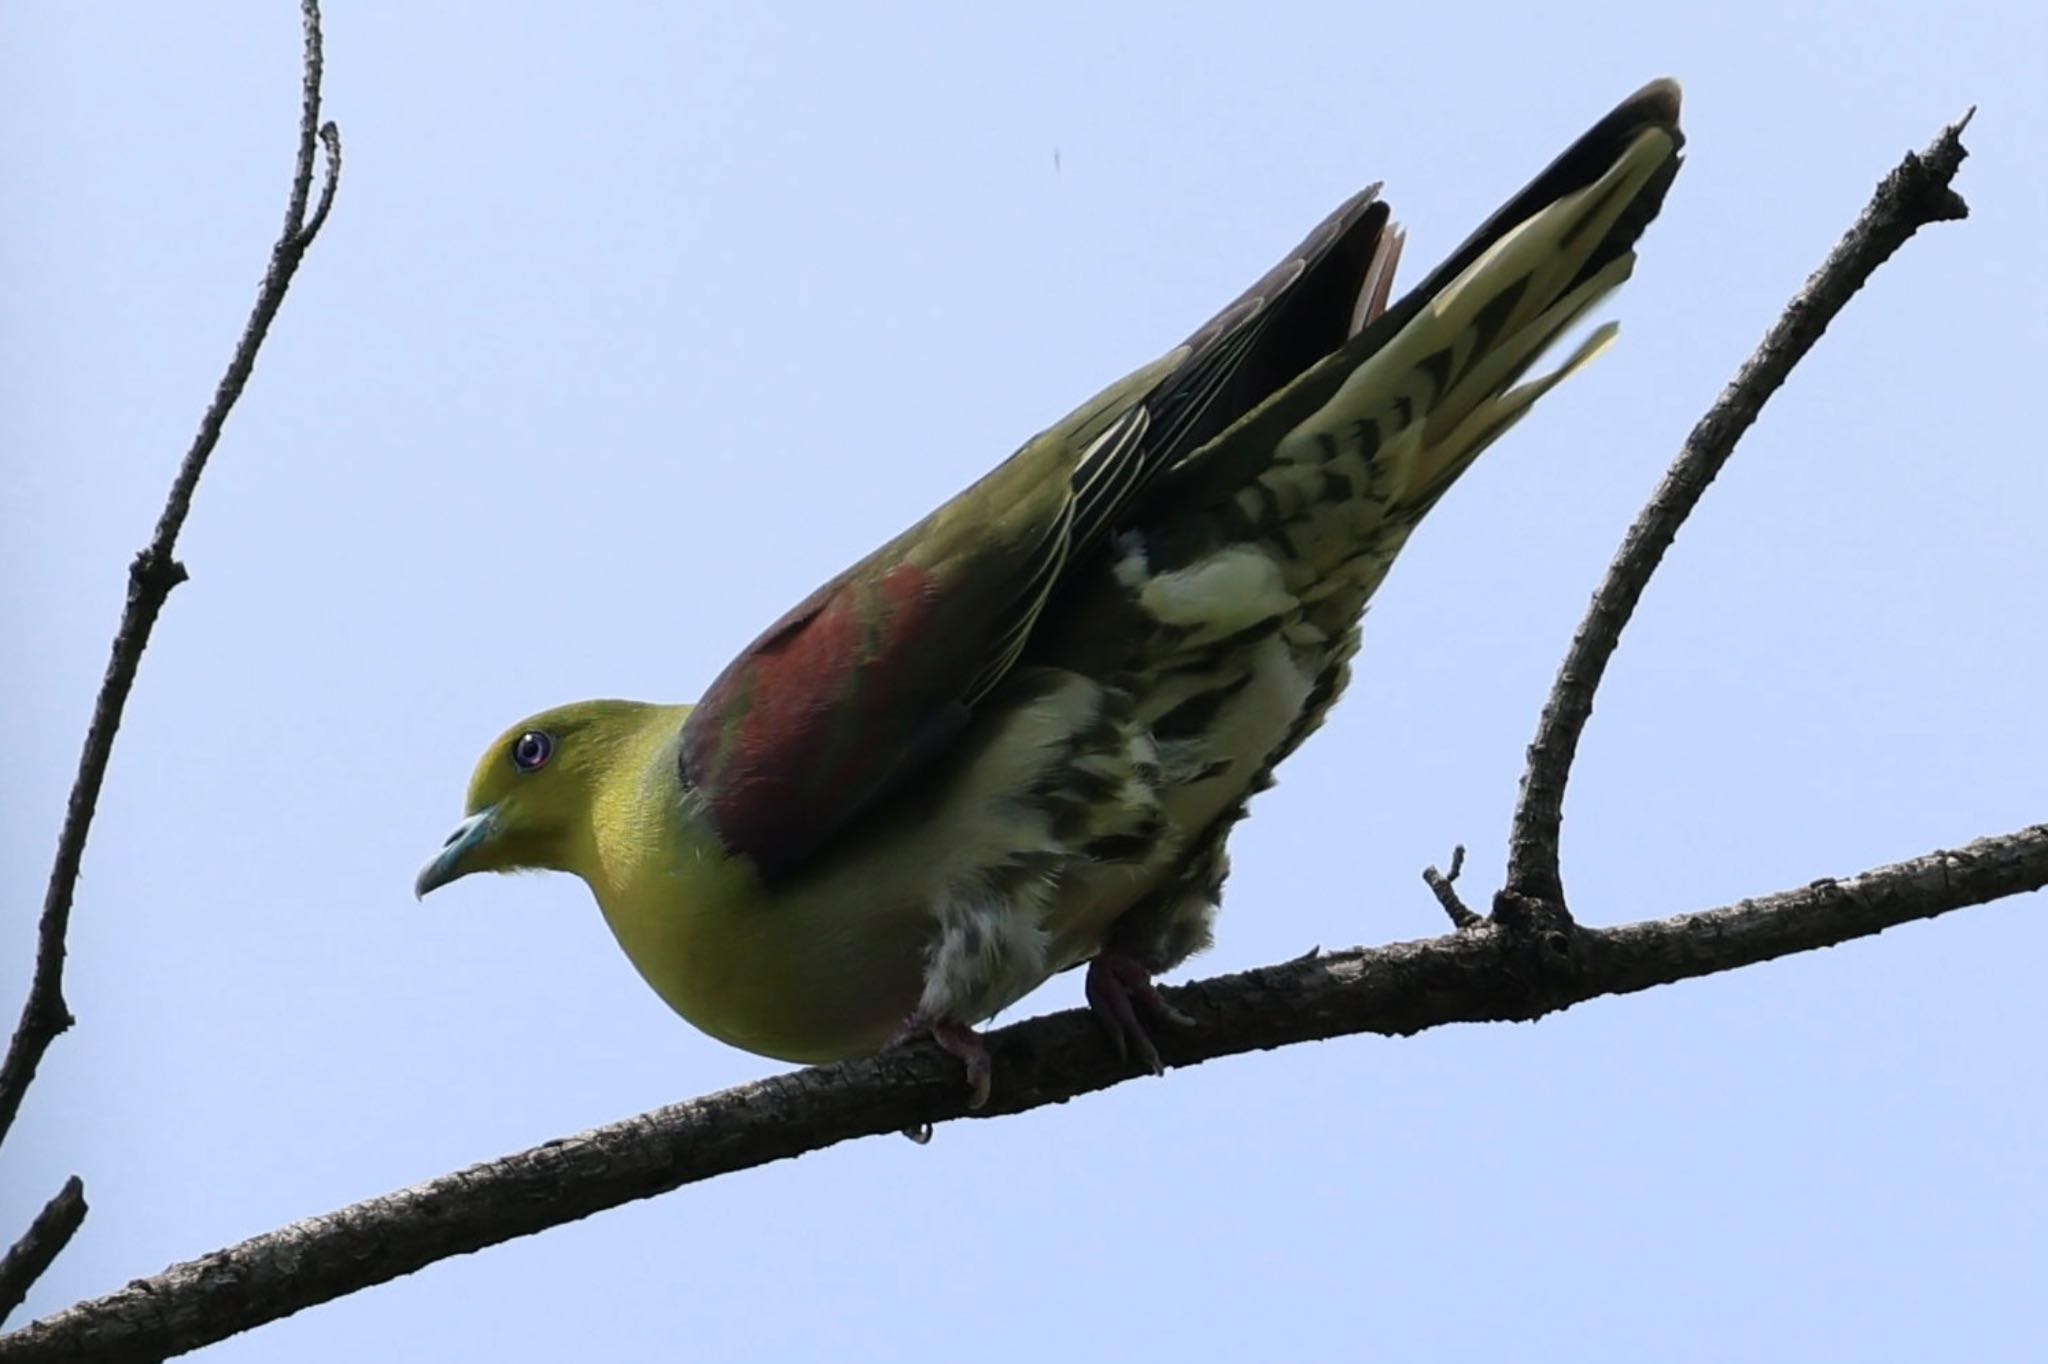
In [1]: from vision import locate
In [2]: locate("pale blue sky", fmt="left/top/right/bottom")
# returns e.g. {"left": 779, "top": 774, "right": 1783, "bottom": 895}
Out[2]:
{"left": 5, "top": 4, "right": 2045, "bottom": 1360}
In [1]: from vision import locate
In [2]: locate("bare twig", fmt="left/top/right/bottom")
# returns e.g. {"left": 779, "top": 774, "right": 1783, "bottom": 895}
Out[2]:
{"left": 301, "top": 122, "right": 343, "bottom": 247}
{"left": 0, "top": 1181, "right": 86, "bottom": 1328}
{"left": 2, "top": 824, "right": 2041, "bottom": 1364}
{"left": 1423, "top": 845, "right": 1479, "bottom": 927}
{"left": 1501, "top": 113, "right": 1974, "bottom": 913}
{"left": 0, "top": 0, "right": 342, "bottom": 1153}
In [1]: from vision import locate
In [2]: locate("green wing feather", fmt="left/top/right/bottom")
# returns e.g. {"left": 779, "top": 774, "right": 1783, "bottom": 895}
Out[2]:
{"left": 679, "top": 192, "right": 1401, "bottom": 874}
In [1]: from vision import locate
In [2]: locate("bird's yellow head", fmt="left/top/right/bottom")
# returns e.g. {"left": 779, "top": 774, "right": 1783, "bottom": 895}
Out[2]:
{"left": 415, "top": 699, "right": 682, "bottom": 897}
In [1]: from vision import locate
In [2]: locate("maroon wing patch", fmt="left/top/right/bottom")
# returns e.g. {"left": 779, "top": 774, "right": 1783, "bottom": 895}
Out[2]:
{"left": 680, "top": 557, "right": 973, "bottom": 877}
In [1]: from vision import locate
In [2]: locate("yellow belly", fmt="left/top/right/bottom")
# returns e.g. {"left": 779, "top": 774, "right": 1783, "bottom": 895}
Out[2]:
{"left": 589, "top": 844, "right": 928, "bottom": 1063}
{"left": 579, "top": 638, "right": 1313, "bottom": 1065}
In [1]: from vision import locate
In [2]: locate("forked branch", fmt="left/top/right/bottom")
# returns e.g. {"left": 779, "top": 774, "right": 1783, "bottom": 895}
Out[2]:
{"left": 0, "top": 0, "right": 342, "bottom": 1317}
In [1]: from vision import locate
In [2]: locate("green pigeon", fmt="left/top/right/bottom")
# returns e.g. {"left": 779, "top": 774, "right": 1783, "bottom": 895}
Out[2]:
{"left": 419, "top": 80, "right": 1685, "bottom": 1106}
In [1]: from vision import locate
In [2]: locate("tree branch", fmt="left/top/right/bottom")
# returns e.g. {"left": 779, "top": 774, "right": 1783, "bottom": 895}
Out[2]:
{"left": 1422, "top": 845, "right": 1479, "bottom": 928}
{"left": 0, "top": 1181, "right": 85, "bottom": 1329}
{"left": 0, "top": 0, "right": 342, "bottom": 1156}
{"left": 1, "top": 71, "right": 2005, "bottom": 1364}
{"left": 2, "top": 824, "right": 2040, "bottom": 1363}
{"left": 1501, "top": 112, "right": 1975, "bottom": 913}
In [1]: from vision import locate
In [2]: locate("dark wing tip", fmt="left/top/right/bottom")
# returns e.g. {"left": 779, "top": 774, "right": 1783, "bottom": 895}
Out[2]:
{"left": 1623, "top": 77, "right": 1683, "bottom": 128}
{"left": 1549, "top": 76, "right": 1687, "bottom": 190}
{"left": 1582, "top": 77, "right": 1686, "bottom": 270}
{"left": 1399, "top": 77, "right": 1685, "bottom": 311}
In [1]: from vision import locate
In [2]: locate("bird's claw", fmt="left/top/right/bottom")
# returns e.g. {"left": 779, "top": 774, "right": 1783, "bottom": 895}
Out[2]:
{"left": 1085, "top": 951, "right": 1193, "bottom": 1075}
{"left": 887, "top": 1014, "right": 993, "bottom": 1109}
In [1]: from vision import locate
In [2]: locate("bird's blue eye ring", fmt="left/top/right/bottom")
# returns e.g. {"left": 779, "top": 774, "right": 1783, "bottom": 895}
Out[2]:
{"left": 511, "top": 730, "right": 553, "bottom": 772}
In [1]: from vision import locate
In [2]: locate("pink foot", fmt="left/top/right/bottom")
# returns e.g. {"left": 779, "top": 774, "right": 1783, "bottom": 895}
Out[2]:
{"left": 1085, "top": 952, "right": 1195, "bottom": 1075}
{"left": 887, "top": 1015, "right": 993, "bottom": 1109}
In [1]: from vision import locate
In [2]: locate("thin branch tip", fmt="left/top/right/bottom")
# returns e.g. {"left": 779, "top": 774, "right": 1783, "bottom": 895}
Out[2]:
{"left": 1423, "top": 845, "right": 1480, "bottom": 929}
{"left": 298, "top": 122, "right": 344, "bottom": 247}
{"left": 0, "top": 0, "right": 340, "bottom": 1162}
{"left": 1501, "top": 113, "right": 1974, "bottom": 910}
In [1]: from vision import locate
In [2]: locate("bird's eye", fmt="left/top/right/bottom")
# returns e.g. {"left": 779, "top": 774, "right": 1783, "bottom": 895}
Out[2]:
{"left": 511, "top": 730, "right": 553, "bottom": 772}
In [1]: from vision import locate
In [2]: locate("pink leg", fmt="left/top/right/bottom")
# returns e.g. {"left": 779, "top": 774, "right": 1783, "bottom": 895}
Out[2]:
{"left": 1085, "top": 951, "right": 1195, "bottom": 1075}
{"left": 887, "top": 1015, "right": 994, "bottom": 1109}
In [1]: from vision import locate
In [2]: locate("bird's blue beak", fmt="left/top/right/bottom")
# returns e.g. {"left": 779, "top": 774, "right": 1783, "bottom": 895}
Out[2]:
{"left": 415, "top": 807, "right": 498, "bottom": 899}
